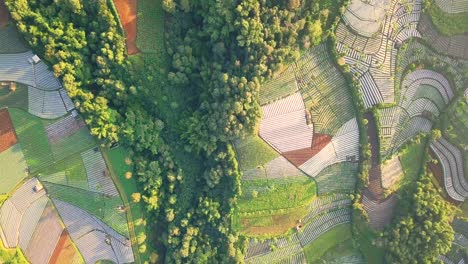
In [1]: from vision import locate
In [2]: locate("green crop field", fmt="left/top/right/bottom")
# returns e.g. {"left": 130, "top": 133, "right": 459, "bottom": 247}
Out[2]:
{"left": 315, "top": 162, "right": 358, "bottom": 194}
{"left": 50, "top": 127, "right": 96, "bottom": 159}
{"left": 0, "top": 144, "right": 28, "bottom": 194}
{"left": 44, "top": 182, "right": 129, "bottom": 236}
{"left": 234, "top": 135, "right": 279, "bottom": 171}
{"left": 259, "top": 67, "right": 298, "bottom": 105}
{"left": 238, "top": 177, "right": 317, "bottom": 213}
{"left": 303, "top": 223, "right": 353, "bottom": 262}
{"left": 0, "top": 83, "right": 28, "bottom": 109}
{"left": 38, "top": 153, "right": 88, "bottom": 189}
{"left": 426, "top": 0, "right": 468, "bottom": 35}
{"left": 8, "top": 108, "right": 54, "bottom": 172}
{"left": 136, "top": 0, "right": 165, "bottom": 53}
{"left": 235, "top": 176, "right": 316, "bottom": 236}
{"left": 105, "top": 146, "right": 152, "bottom": 263}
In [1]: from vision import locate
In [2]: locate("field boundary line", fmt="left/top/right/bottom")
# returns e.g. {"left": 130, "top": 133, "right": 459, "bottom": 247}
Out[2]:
{"left": 100, "top": 146, "right": 141, "bottom": 264}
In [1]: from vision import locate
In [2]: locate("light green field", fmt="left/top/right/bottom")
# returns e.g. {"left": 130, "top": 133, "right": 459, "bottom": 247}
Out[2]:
{"left": 234, "top": 135, "right": 279, "bottom": 171}
{"left": 315, "top": 162, "right": 358, "bottom": 194}
{"left": 104, "top": 146, "right": 151, "bottom": 262}
{"left": 239, "top": 177, "right": 317, "bottom": 213}
{"left": 259, "top": 67, "right": 298, "bottom": 105}
{"left": 396, "top": 139, "right": 428, "bottom": 193}
{"left": 38, "top": 153, "right": 88, "bottom": 189}
{"left": 44, "top": 181, "right": 129, "bottom": 236}
{"left": 0, "top": 144, "right": 28, "bottom": 194}
{"left": 426, "top": 0, "right": 468, "bottom": 35}
{"left": 303, "top": 223, "right": 353, "bottom": 262}
{"left": 235, "top": 176, "right": 316, "bottom": 236}
{"left": 8, "top": 108, "right": 54, "bottom": 172}
{"left": 50, "top": 127, "right": 96, "bottom": 159}
{"left": 0, "top": 239, "right": 28, "bottom": 264}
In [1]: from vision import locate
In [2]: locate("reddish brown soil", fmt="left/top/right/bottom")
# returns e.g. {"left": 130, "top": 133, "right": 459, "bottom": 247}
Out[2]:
{"left": 113, "top": 0, "right": 139, "bottom": 55}
{"left": 0, "top": 108, "right": 18, "bottom": 153}
{"left": 49, "top": 230, "right": 79, "bottom": 264}
{"left": 283, "top": 133, "right": 332, "bottom": 166}
{"left": 0, "top": 0, "right": 9, "bottom": 27}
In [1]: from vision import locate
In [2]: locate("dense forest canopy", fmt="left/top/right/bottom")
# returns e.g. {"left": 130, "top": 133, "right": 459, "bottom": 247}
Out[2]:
{"left": 6, "top": 0, "right": 133, "bottom": 142}
{"left": 383, "top": 174, "right": 455, "bottom": 263}
{"left": 5, "top": 0, "right": 353, "bottom": 263}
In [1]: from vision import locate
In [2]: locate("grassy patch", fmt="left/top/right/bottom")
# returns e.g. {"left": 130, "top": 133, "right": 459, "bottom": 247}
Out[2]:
{"left": 318, "top": 238, "right": 362, "bottom": 263}
{"left": 8, "top": 108, "right": 54, "bottom": 172}
{"left": 259, "top": 68, "right": 298, "bottom": 105}
{"left": 397, "top": 140, "right": 428, "bottom": 192}
{"left": 234, "top": 135, "right": 279, "bottom": 171}
{"left": 105, "top": 146, "right": 152, "bottom": 263}
{"left": 353, "top": 214, "right": 385, "bottom": 263}
{"left": 38, "top": 153, "right": 88, "bottom": 188}
{"left": 315, "top": 162, "right": 358, "bottom": 194}
{"left": 136, "top": 0, "right": 165, "bottom": 53}
{"left": 236, "top": 204, "right": 309, "bottom": 236}
{"left": 235, "top": 177, "right": 316, "bottom": 236}
{"left": 0, "top": 83, "right": 28, "bottom": 109}
{"left": 303, "top": 224, "right": 352, "bottom": 262}
{"left": 0, "top": 144, "right": 28, "bottom": 194}
{"left": 0, "top": 239, "right": 28, "bottom": 264}
{"left": 50, "top": 127, "right": 96, "bottom": 159}
{"left": 426, "top": 0, "right": 468, "bottom": 35}
{"left": 238, "top": 177, "right": 316, "bottom": 213}
{"left": 44, "top": 182, "right": 129, "bottom": 236}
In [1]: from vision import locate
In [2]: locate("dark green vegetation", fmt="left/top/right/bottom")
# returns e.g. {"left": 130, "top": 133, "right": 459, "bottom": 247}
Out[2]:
{"left": 383, "top": 174, "right": 455, "bottom": 263}
{"left": 154, "top": 0, "right": 347, "bottom": 260}
{"left": 6, "top": 0, "right": 130, "bottom": 142}
{"left": 352, "top": 214, "right": 385, "bottom": 263}
{"left": 0, "top": 25, "right": 28, "bottom": 53}
{"left": 424, "top": 0, "right": 468, "bottom": 35}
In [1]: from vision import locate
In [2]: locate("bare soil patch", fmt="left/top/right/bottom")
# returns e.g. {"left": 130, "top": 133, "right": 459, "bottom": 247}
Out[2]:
{"left": 0, "top": 0, "right": 9, "bottom": 28}
{"left": 0, "top": 108, "right": 18, "bottom": 153}
{"left": 283, "top": 133, "right": 332, "bottom": 166}
{"left": 113, "top": 0, "right": 139, "bottom": 55}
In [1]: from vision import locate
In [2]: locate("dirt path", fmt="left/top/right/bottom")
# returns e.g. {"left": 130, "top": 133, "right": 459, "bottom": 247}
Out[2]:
{"left": 363, "top": 112, "right": 384, "bottom": 200}
{"left": 0, "top": 0, "right": 10, "bottom": 27}
{"left": 362, "top": 112, "right": 397, "bottom": 230}
{"left": 113, "top": 0, "right": 139, "bottom": 55}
